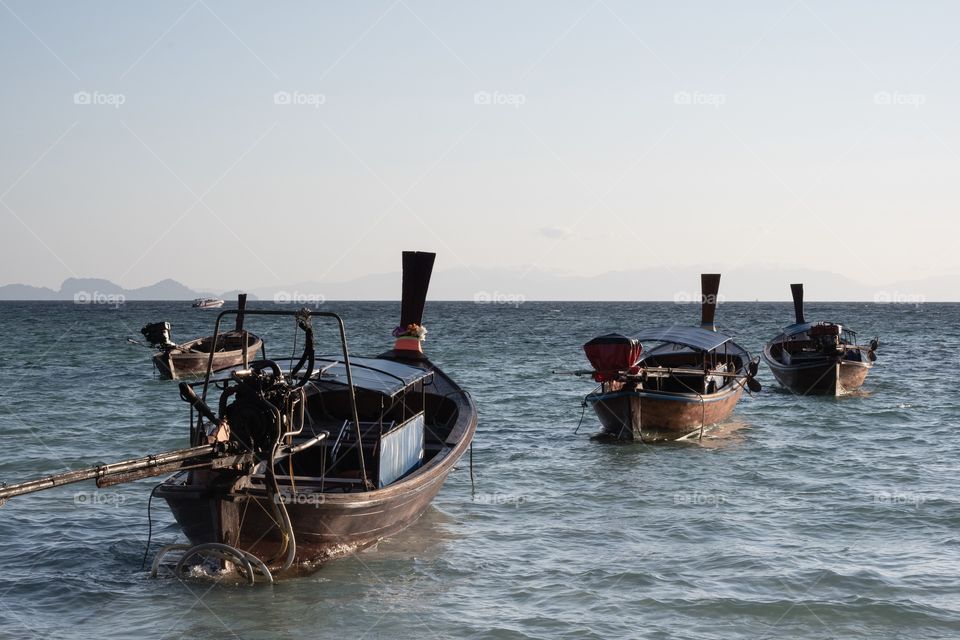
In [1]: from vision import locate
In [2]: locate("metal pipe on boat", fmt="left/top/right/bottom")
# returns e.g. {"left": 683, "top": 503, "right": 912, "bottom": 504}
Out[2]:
{"left": 0, "top": 444, "right": 229, "bottom": 503}
{"left": 179, "top": 382, "right": 222, "bottom": 427}
{"left": 279, "top": 431, "right": 327, "bottom": 457}
{"left": 177, "top": 547, "right": 257, "bottom": 585}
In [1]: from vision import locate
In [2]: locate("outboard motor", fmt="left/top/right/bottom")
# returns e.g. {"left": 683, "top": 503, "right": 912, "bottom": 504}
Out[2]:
{"left": 810, "top": 323, "right": 843, "bottom": 355}
{"left": 141, "top": 322, "right": 175, "bottom": 350}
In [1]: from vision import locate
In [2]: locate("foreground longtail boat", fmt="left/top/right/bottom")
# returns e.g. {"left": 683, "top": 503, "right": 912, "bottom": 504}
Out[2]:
{"left": 140, "top": 294, "right": 264, "bottom": 379}
{"left": 578, "top": 274, "right": 760, "bottom": 442}
{"left": 0, "top": 251, "right": 477, "bottom": 583}
{"left": 762, "top": 283, "right": 878, "bottom": 396}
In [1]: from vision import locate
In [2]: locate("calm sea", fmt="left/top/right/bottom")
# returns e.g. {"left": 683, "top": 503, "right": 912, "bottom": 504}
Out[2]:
{"left": 0, "top": 300, "right": 956, "bottom": 639}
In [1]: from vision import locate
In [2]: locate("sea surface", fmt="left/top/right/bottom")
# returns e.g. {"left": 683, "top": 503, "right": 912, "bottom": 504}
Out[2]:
{"left": 0, "top": 300, "right": 956, "bottom": 640}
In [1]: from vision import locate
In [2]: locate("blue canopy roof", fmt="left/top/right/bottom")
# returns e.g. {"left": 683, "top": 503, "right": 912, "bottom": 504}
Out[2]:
{"left": 311, "top": 356, "right": 432, "bottom": 396}
{"left": 631, "top": 326, "right": 733, "bottom": 352}
{"left": 782, "top": 322, "right": 814, "bottom": 337}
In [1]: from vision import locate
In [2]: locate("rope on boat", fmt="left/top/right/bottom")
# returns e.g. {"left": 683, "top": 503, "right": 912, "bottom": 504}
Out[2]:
{"left": 151, "top": 542, "right": 274, "bottom": 585}
{"left": 629, "top": 396, "right": 641, "bottom": 443}
{"left": 140, "top": 482, "right": 163, "bottom": 570}
{"left": 469, "top": 441, "right": 475, "bottom": 495}
{"left": 698, "top": 393, "right": 705, "bottom": 441}
{"left": 573, "top": 400, "right": 587, "bottom": 435}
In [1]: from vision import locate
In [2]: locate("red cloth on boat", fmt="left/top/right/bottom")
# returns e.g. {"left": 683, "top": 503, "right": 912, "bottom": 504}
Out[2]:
{"left": 583, "top": 334, "right": 642, "bottom": 382}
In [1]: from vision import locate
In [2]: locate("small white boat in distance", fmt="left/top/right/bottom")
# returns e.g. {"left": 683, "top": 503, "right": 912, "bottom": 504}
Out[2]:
{"left": 192, "top": 297, "right": 225, "bottom": 309}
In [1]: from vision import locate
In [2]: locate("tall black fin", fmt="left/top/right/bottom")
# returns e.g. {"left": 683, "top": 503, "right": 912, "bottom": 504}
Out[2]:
{"left": 700, "top": 274, "right": 721, "bottom": 331}
{"left": 790, "top": 284, "right": 804, "bottom": 324}
{"left": 399, "top": 251, "right": 436, "bottom": 327}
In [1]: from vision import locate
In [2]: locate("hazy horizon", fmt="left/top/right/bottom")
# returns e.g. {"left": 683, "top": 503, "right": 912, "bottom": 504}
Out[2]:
{"left": 3, "top": 2, "right": 958, "bottom": 295}
{"left": 0, "top": 262, "right": 951, "bottom": 302}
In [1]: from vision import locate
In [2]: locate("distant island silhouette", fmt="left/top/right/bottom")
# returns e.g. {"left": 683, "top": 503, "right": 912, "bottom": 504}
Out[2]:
{"left": 0, "top": 267, "right": 956, "bottom": 301}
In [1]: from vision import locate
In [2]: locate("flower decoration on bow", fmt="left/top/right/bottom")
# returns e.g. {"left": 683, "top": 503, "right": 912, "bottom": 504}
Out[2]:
{"left": 392, "top": 323, "right": 427, "bottom": 341}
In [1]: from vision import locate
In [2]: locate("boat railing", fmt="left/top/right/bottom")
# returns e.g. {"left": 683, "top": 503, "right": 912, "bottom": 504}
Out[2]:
{"left": 197, "top": 308, "right": 369, "bottom": 489}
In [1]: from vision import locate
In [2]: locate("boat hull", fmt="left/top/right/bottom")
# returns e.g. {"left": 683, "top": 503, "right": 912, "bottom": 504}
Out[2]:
{"left": 153, "top": 335, "right": 263, "bottom": 379}
{"left": 763, "top": 350, "right": 871, "bottom": 396}
{"left": 586, "top": 382, "right": 745, "bottom": 442}
{"left": 156, "top": 360, "right": 477, "bottom": 576}
{"left": 158, "top": 456, "right": 455, "bottom": 576}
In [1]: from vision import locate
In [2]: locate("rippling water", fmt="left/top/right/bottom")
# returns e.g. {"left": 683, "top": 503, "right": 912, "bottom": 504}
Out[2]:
{"left": 0, "top": 300, "right": 957, "bottom": 639}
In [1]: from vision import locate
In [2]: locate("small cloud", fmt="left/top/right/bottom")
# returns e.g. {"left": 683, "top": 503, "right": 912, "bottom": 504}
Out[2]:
{"left": 539, "top": 226, "right": 573, "bottom": 240}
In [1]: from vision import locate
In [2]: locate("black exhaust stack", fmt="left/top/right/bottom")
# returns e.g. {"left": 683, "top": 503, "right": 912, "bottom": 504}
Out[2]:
{"left": 790, "top": 283, "right": 804, "bottom": 324}
{"left": 700, "top": 274, "right": 721, "bottom": 331}
{"left": 236, "top": 293, "right": 247, "bottom": 331}
{"left": 399, "top": 251, "right": 436, "bottom": 328}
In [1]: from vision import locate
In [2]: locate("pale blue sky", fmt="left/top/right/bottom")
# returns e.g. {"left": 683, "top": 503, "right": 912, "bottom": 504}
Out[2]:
{"left": 1, "top": 1, "right": 958, "bottom": 293}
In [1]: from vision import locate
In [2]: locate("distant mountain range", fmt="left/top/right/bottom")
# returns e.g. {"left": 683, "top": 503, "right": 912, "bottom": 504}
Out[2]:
{"left": 0, "top": 268, "right": 956, "bottom": 301}
{"left": 0, "top": 277, "right": 217, "bottom": 301}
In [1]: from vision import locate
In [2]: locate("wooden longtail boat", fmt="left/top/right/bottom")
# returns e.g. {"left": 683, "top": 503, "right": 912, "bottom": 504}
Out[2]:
{"left": 576, "top": 274, "right": 760, "bottom": 442}
{"left": 141, "top": 294, "right": 264, "bottom": 379}
{"left": 0, "top": 251, "right": 477, "bottom": 583}
{"left": 762, "top": 284, "right": 878, "bottom": 396}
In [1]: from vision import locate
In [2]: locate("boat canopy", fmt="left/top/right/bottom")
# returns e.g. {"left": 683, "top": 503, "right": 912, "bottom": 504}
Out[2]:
{"left": 781, "top": 321, "right": 854, "bottom": 340}
{"left": 203, "top": 356, "right": 432, "bottom": 397}
{"left": 782, "top": 322, "right": 814, "bottom": 337}
{"left": 312, "top": 357, "right": 432, "bottom": 396}
{"left": 631, "top": 326, "right": 732, "bottom": 352}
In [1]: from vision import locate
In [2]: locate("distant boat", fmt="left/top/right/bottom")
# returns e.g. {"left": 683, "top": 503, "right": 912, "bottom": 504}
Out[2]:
{"left": 762, "top": 284, "right": 878, "bottom": 396}
{"left": 574, "top": 274, "right": 760, "bottom": 442}
{"left": 192, "top": 297, "right": 225, "bottom": 309}
{"left": 142, "top": 294, "right": 263, "bottom": 379}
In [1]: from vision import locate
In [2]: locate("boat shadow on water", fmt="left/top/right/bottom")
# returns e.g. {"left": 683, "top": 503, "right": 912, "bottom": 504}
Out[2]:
{"left": 764, "top": 384, "right": 873, "bottom": 401}
{"left": 589, "top": 419, "right": 752, "bottom": 451}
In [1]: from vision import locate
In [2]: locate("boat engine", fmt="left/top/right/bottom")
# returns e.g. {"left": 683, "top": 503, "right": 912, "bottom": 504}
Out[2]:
{"left": 141, "top": 321, "right": 175, "bottom": 350}
{"left": 219, "top": 310, "right": 315, "bottom": 455}
{"left": 221, "top": 362, "right": 305, "bottom": 455}
{"left": 810, "top": 323, "right": 843, "bottom": 356}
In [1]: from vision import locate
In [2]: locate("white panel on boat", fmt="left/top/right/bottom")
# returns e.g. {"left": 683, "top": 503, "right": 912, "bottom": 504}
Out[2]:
{"left": 378, "top": 413, "right": 425, "bottom": 488}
